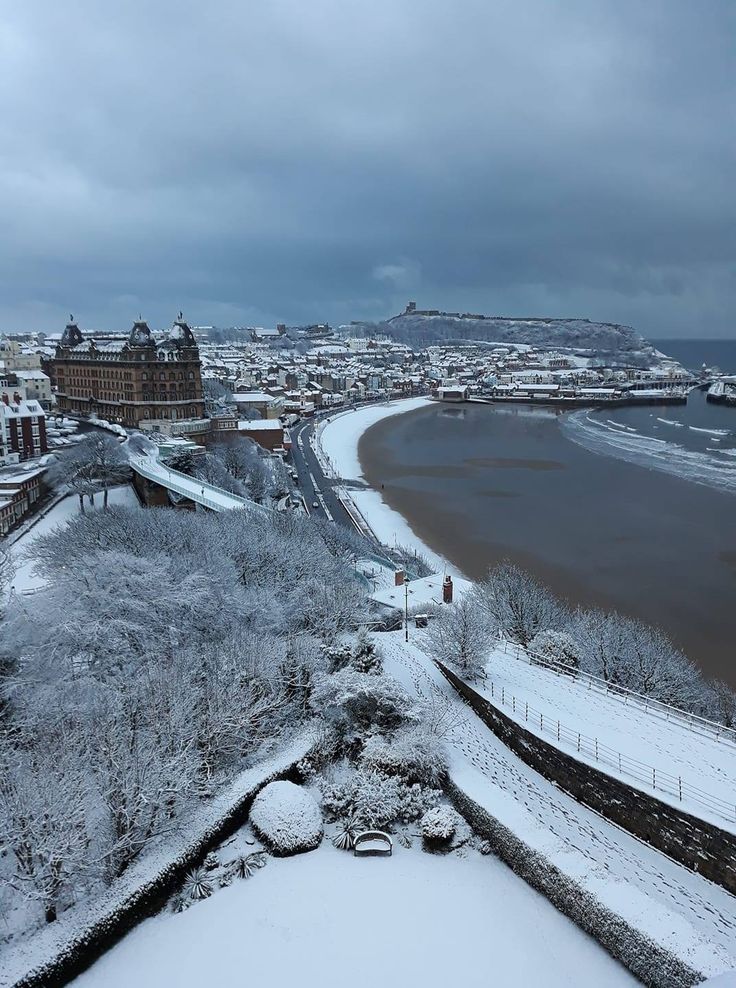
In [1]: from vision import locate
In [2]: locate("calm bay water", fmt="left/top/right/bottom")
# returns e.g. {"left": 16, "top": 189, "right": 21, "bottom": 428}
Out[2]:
{"left": 359, "top": 388, "right": 736, "bottom": 686}
{"left": 654, "top": 338, "right": 736, "bottom": 373}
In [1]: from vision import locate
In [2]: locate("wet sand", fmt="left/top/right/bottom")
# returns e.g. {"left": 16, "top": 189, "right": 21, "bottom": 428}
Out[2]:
{"left": 359, "top": 402, "right": 736, "bottom": 687}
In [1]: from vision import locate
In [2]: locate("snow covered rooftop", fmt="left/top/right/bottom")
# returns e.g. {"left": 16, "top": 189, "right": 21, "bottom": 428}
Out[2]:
{"left": 231, "top": 392, "right": 278, "bottom": 402}
{"left": 371, "top": 573, "right": 473, "bottom": 610}
{"left": 238, "top": 420, "right": 283, "bottom": 431}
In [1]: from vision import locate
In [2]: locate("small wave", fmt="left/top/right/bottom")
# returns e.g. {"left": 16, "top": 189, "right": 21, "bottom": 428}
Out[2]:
{"left": 689, "top": 426, "right": 730, "bottom": 436}
{"left": 561, "top": 411, "right": 736, "bottom": 495}
{"left": 594, "top": 417, "right": 647, "bottom": 438}
{"left": 656, "top": 417, "right": 684, "bottom": 428}
{"left": 606, "top": 419, "right": 637, "bottom": 432}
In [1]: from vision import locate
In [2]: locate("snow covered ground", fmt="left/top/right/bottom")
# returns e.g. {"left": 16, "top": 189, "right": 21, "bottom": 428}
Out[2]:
{"left": 317, "top": 397, "right": 432, "bottom": 482}
{"left": 72, "top": 841, "right": 637, "bottom": 988}
{"left": 8, "top": 486, "right": 140, "bottom": 593}
{"left": 317, "top": 398, "right": 464, "bottom": 575}
{"left": 477, "top": 642, "right": 736, "bottom": 830}
{"left": 380, "top": 631, "right": 736, "bottom": 979}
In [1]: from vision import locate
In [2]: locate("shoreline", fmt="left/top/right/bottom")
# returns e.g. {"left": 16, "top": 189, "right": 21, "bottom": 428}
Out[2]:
{"left": 316, "top": 398, "right": 465, "bottom": 577}
{"left": 351, "top": 397, "right": 736, "bottom": 686}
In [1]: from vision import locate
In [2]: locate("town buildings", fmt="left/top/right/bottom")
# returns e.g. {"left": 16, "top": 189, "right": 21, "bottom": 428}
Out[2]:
{"left": 0, "top": 307, "right": 699, "bottom": 461}
{"left": 0, "top": 468, "right": 45, "bottom": 534}
{"left": 52, "top": 316, "right": 205, "bottom": 428}
{"left": 0, "top": 395, "right": 47, "bottom": 461}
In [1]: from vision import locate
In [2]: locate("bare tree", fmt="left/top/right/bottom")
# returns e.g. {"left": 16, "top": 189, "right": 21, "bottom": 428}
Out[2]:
{"left": 0, "top": 541, "right": 14, "bottom": 608}
{"left": 708, "top": 680, "right": 736, "bottom": 727}
{"left": 87, "top": 434, "right": 130, "bottom": 508}
{"left": 47, "top": 445, "right": 98, "bottom": 512}
{"left": 567, "top": 608, "right": 706, "bottom": 710}
{"left": 0, "top": 747, "right": 89, "bottom": 923}
{"left": 47, "top": 433, "right": 128, "bottom": 510}
{"left": 424, "top": 593, "right": 492, "bottom": 680}
{"left": 479, "top": 562, "right": 566, "bottom": 646}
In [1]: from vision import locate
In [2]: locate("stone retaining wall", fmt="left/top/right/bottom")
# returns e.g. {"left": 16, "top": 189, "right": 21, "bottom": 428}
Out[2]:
{"left": 436, "top": 660, "right": 736, "bottom": 895}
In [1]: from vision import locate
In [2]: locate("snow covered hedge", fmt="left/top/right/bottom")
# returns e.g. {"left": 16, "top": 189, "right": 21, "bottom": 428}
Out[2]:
{"left": 0, "top": 732, "right": 318, "bottom": 988}
{"left": 445, "top": 778, "right": 702, "bottom": 988}
{"left": 250, "top": 781, "right": 324, "bottom": 856}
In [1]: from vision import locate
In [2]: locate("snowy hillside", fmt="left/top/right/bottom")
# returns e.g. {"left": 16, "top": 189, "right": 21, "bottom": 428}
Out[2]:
{"left": 350, "top": 311, "right": 660, "bottom": 366}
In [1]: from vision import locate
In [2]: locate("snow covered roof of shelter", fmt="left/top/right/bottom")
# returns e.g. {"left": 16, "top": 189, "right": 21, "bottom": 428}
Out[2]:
{"left": 231, "top": 391, "right": 278, "bottom": 402}
{"left": 0, "top": 467, "right": 46, "bottom": 483}
{"left": 238, "top": 420, "right": 283, "bottom": 431}
{"left": 13, "top": 369, "right": 49, "bottom": 379}
{"left": 371, "top": 573, "right": 473, "bottom": 610}
{"left": 0, "top": 399, "right": 45, "bottom": 418}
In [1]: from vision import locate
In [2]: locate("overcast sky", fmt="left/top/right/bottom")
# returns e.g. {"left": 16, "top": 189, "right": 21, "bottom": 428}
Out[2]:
{"left": 0, "top": 1, "right": 734, "bottom": 338}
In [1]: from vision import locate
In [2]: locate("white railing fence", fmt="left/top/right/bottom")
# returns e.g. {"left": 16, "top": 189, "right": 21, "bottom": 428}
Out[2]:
{"left": 481, "top": 674, "right": 736, "bottom": 827}
{"left": 500, "top": 639, "right": 736, "bottom": 746}
{"left": 130, "top": 456, "right": 256, "bottom": 513}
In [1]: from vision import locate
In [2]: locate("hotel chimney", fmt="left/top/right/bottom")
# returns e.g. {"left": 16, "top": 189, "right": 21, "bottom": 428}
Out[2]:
{"left": 442, "top": 575, "right": 453, "bottom": 604}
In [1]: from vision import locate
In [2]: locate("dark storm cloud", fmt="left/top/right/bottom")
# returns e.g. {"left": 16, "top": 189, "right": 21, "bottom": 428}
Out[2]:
{"left": 0, "top": 0, "right": 734, "bottom": 336}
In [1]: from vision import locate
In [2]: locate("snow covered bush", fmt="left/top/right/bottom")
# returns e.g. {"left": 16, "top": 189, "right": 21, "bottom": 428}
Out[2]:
{"left": 181, "top": 866, "right": 213, "bottom": 901}
{"left": 320, "top": 768, "right": 441, "bottom": 830}
{"left": 420, "top": 806, "right": 463, "bottom": 849}
{"left": 320, "top": 778, "right": 358, "bottom": 822}
{"left": 250, "top": 781, "right": 324, "bottom": 856}
{"left": 231, "top": 851, "right": 267, "bottom": 879}
{"left": 359, "top": 726, "right": 447, "bottom": 785}
{"left": 332, "top": 820, "right": 358, "bottom": 851}
{"left": 310, "top": 669, "right": 421, "bottom": 741}
{"left": 529, "top": 629, "right": 581, "bottom": 671}
{"left": 321, "top": 641, "right": 353, "bottom": 674}
{"left": 349, "top": 631, "right": 383, "bottom": 675}
{"left": 321, "top": 633, "right": 382, "bottom": 676}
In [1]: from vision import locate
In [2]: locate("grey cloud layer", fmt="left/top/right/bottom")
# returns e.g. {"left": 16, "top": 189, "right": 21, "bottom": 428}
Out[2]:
{"left": 0, "top": 0, "right": 733, "bottom": 336}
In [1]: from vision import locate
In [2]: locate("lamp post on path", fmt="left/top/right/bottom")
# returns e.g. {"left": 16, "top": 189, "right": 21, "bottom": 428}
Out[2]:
{"left": 405, "top": 577, "right": 410, "bottom": 643}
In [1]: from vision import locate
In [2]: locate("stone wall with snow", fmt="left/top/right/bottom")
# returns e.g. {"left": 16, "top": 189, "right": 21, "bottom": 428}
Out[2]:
{"left": 436, "top": 661, "right": 736, "bottom": 896}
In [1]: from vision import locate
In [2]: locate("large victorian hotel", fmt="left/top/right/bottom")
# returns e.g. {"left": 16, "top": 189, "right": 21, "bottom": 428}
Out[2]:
{"left": 52, "top": 316, "right": 205, "bottom": 428}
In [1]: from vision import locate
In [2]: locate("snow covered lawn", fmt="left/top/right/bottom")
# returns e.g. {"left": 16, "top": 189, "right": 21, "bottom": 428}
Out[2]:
{"left": 72, "top": 841, "right": 636, "bottom": 988}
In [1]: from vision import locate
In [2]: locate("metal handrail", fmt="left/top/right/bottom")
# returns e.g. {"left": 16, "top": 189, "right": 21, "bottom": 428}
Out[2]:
{"left": 130, "top": 456, "right": 254, "bottom": 512}
{"left": 502, "top": 640, "right": 736, "bottom": 746}
{"left": 481, "top": 675, "right": 736, "bottom": 827}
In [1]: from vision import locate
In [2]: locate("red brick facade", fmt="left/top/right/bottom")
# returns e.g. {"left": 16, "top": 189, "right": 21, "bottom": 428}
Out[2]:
{"left": 52, "top": 318, "right": 205, "bottom": 429}
{"left": 0, "top": 395, "right": 47, "bottom": 460}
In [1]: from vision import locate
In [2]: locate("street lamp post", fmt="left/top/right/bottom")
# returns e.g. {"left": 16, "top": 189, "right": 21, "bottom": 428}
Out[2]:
{"left": 405, "top": 577, "right": 410, "bottom": 643}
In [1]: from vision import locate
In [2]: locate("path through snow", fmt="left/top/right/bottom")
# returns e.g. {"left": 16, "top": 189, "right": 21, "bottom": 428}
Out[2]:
{"left": 380, "top": 631, "right": 736, "bottom": 979}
